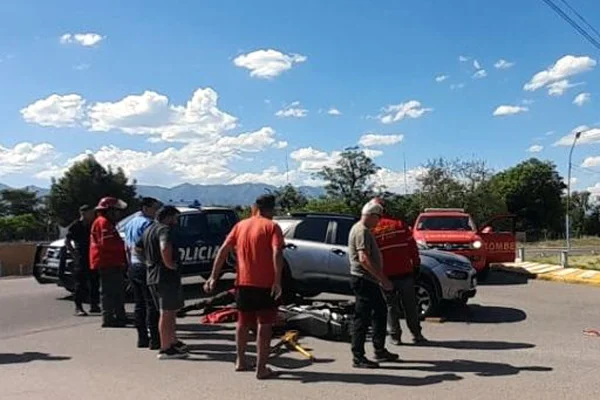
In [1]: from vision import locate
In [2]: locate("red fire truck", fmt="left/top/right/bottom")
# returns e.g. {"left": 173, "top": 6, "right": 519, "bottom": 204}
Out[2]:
{"left": 412, "top": 208, "right": 516, "bottom": 278}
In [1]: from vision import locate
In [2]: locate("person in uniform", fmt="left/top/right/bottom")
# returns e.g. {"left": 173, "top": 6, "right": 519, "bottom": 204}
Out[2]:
{"left": 65, "top": 204, "right": 99, "bottom": 316}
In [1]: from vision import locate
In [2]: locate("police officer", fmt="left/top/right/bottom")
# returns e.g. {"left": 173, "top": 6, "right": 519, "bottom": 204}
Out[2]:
{"left": 65, "top": 204, "right": 99, "bottom": 316}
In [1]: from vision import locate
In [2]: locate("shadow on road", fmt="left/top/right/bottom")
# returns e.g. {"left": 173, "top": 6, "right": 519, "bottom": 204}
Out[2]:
{"left": 443, "top": 304, "right": 527, "bottom": 324}
{"left": 383, "top": 359, "right": 553, "bottom": 377}
{"left": 479, "top": 270, "right": 530, "bottom": 286}
{"left": 0, "top": 352, "right": 71, "bottom": 365}
{"left": 417, "top": 340, "right": 535, "bottom": 351}
{"left": 279, "top": 371, "right": 463, "bottom": 386}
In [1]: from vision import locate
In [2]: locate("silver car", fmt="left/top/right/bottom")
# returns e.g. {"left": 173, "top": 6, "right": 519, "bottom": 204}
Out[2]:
{"left": 275, "top": 213, "right": 477, "bottom": 317}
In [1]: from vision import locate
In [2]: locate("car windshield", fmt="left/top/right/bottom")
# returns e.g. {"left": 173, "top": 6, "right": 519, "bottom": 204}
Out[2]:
{"left": 274, "top": 219, "right": 298, "bottom": 235}
{"left": 417, "top": 216, "right": 475, "bottom": 231}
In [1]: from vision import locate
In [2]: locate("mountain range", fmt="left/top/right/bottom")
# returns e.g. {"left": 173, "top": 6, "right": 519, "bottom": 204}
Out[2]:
{"left": 0, "top": 182, "right": 325, "bottom": 206}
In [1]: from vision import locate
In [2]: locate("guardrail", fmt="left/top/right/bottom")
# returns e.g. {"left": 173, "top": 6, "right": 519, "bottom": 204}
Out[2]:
{"left": 517, "top": 246, "right": 600, "bottom": 267}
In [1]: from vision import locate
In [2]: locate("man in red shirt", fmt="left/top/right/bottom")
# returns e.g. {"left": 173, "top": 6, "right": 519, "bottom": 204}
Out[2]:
{"left": 90, "top": 197, "right": 128, "bottom": 328}
{"left": 369, "top": 198, "right": 427, "bottom": 345}
{"left": 205, "top": 194, "right": 284, "bottom": 380}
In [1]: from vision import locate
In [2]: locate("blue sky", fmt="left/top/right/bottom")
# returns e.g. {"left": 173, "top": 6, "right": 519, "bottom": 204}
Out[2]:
{"left": 0, "top": 0, "right": 599, "bottom": 193}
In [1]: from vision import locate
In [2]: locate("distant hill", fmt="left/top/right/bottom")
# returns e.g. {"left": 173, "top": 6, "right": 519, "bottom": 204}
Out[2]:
{"left": 0, "top": 182, "right": 324, "bottom": 206}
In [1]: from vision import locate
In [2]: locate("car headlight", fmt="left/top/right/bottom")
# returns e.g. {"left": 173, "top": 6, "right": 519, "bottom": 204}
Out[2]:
{"left": 472, "top": 240, "right": 482, "bottom": 249}
{"left": 445, "top": 269, "right": 469, "bottom": 280}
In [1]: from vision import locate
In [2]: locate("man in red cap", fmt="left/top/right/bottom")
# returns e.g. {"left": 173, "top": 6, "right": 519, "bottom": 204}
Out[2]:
{"left": 90, "top": 196, "right": 129, "bottom": 328}
{"left": 369, "top": 198, "right": 427, "bottom": 345}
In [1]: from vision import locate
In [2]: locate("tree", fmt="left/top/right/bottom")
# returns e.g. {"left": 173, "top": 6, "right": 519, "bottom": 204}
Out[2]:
{"left": 0, "top": 189, "right": 40, "bottom": 217}
{"left": 569, "top": 191, "right": 591, "bottom": 237}
{"left": 314, "top": 147, "right": 380, "bottom": 213}
{"left": 48, "top": 156, "right": 139, "bottom": 226}
{"left": 0, "top": 214, "right": 47, "bottom": 241}
{"left": 302, "top": 197, "right": 354, "bottom": 214}
{"left": 489, "top": 158, "right": 566, "bottom": 237}
{"left": 273, "top": 184, "right": 308, "bottom": 213}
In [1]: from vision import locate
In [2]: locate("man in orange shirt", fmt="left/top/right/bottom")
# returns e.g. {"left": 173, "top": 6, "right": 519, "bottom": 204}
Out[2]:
{"left": 90, "top": 197, "right": 128, "bottom": 328}
{"left": 205, "top": 194, "right": 284, "bottom": 380}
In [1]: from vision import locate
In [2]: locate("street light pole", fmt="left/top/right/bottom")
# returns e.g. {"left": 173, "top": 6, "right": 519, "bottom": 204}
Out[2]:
{"left": 566, "top": 131, "right": 583, "bottom": 250}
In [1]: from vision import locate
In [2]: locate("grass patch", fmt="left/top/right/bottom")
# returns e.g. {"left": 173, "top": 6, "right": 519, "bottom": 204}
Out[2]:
{"left": 522, "top": 236, "right": 600, "bottom": 249}
{"left": 529, "top": 255, "right": 600, "bottom": 271}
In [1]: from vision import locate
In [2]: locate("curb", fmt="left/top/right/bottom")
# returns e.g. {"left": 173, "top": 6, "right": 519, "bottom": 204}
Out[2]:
{"left": 493, "top": 262, "right": 600, "bottom": 288}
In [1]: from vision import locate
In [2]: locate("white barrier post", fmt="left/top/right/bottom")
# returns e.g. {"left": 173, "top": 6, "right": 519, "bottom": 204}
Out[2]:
{"left": 560, "top": 250, "right": 568, "bottom": 268}
{"left": 517, "top": 247, "right": 525, "bottom": 262}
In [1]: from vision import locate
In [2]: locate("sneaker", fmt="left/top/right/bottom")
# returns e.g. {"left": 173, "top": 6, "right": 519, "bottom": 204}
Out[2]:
{"left": 413, "top": 335, "right": 429, "bottom": 345}
{"left": 173, "top": 340, "right": 189, "bottom": 352}
{"left": 75, "top": 310, "right": 88, "bottom": 317}
{"left": 157, "top": 346, "right": 189, "bottom": 360}
{"left": 102, "top": 320, "right": 127, "bottom": 328}
{"left": 374, "top": 349, "right": 400, "bottom": 362}
{"left": 353, "top": 357, "right": 380, "bottom": 369}
{"left": 149, "top": 342, "right": 161, "bottom": 351}
{"left": 89, "top": 306, "right": 101, "bottom": 314}
{"left": 137, "top": 338, "right": 150, "bottom": 349}
{"left": 390, "top": 333, "right": 402, "bottom": 346}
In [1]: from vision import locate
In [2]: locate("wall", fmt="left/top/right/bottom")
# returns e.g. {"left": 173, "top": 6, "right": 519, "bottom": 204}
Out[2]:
{"left": 0, "top": 242, "right": 38, "bottom": 276}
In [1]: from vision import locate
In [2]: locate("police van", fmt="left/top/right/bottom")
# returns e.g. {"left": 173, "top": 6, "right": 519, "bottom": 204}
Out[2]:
{"left": 32, "top": 205, "right": 239, "bottom": 294}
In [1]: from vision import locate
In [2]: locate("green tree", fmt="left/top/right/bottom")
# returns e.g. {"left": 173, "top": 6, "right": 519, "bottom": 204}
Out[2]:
{"left": 0, "top": 214, "right": 47, "bottom": 241}
{"left": 314, "top": 147, "right": 380, "bottom": 213}
{"left": 569, "top": 191, "right": 591, "bottom": 238}
{"left": 48, "top": 155, "right": 139, "bottom": 226}
{"left": 489, "top": 158, "right": 566, "bottom": 237}
{"left": 273, "top": 184, "right": 309, "bottom": 213}
{"left": 0, "top": 189, "right": 40, "bottom": 217}
{"left": 302, "top": 197, "right": 354, "bottom": 214}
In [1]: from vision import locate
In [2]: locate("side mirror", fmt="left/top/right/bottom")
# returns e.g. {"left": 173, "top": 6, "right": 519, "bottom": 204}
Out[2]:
{"left": 481, "top": 226, "right": 493, "bottom": 234}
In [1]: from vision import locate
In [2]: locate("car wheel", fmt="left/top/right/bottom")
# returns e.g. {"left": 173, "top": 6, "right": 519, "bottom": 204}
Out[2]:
{"left": 415, "top": 280, "right": 439, "bottom": 318}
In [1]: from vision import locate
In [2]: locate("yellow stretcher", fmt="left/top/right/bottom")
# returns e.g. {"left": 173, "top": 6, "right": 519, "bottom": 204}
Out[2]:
{"left": 270, "top": 330, "right": 315, "bottom": 361}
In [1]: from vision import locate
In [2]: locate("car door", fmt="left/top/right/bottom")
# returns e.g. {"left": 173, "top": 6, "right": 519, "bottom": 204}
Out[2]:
{"left": 326, "top": 218, "right": 357, "bottom": 294}
{"left": 204, "top": 210, "right": 238, "bottom": 271}
{"left": 284, "top": 217, "right": 333, "bottom": 290}
{"left": 175, "top": 212, "right": 213, "bottom": 276}
{"left": 479, "top": 214, "right": 517, "bottom": 264}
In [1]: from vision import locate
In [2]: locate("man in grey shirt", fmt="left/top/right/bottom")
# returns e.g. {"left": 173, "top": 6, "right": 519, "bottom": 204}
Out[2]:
{"left": 348, "top": 201, "right": 398, "bottom": 368}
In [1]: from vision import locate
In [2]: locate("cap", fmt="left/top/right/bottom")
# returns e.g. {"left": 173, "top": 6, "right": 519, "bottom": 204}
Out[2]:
{"left": 96, "top": 197, "right": 128, "bottom": 211}
{"left": 361, "top": 202, "right": 383, "bottom": 216}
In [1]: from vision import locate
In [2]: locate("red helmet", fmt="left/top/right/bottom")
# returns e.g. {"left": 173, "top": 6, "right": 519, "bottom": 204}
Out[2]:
{"left": 95, "top": 197, "right": 127, "bottom": 211}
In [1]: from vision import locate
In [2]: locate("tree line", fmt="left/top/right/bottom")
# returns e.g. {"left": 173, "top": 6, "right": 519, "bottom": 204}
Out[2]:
{"left": 1, "top": 150, "right": 599, "bottom": 242}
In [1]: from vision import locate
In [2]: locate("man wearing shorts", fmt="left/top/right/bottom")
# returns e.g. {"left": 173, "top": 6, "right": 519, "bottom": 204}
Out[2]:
{"left": 206, "top": 194, "right": 284, "bottom": 380}
{"left": 138, "top": 205, "right": 188, "bottom": 360}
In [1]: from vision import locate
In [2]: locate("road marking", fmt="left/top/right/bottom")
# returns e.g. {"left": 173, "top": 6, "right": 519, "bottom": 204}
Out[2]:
{"left": 530, "top": 265, "right": 563, "bottom": 274}
{"left": 519, "top": 262, "right": 539, "bottom": 269}
{"left": 578, "top": 271, "right": 599, "bottom": 279}
{"left": 527, "top": 264, "right": 559, "bottom": 273}
{"left": 551, "top": 268, "right": 578, "bottom": 276}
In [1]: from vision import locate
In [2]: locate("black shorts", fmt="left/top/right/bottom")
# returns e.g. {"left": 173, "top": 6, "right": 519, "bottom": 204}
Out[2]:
{"left": 236, "top": 286, "right": 276, "bottom": 313}
{"left": 149, "top": 279, "right": 184, "bottom": 311}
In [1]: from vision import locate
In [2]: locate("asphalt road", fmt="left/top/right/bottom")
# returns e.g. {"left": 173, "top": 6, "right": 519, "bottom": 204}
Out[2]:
{"left": 1, "top": 272, "right": 599, "bottom": 400}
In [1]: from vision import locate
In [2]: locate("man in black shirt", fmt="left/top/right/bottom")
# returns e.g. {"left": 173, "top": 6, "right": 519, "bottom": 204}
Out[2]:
{"left": 65, "top": 204, "right": 99, "bottom": 316}
{"left": 138, "top": 206, "right": 188, "bottom": 360}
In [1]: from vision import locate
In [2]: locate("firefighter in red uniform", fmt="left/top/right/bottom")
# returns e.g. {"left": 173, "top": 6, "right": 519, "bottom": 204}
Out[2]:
{"left": 369, "top": 198, "right": 427, "bottom": 345}
{"left": 90, "top": 197, "right": 129, "bottom": 328}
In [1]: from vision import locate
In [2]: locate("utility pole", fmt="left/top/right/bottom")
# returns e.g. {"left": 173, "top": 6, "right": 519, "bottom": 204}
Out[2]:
{"left": 403, "top": 153, "right": 408, "bottom": 196}
{"left": 566, "top": 131, "right": 583, "bottom": 250}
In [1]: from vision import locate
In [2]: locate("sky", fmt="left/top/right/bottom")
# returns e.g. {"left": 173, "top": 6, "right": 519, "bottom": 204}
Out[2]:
{"left": 0, "top": 0, "right": 599, "bottom": 194}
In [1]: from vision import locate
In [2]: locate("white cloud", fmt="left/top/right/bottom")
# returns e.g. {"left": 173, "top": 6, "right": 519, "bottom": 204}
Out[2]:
{"left": 378, "top": 100, "right": 432, "bottom": 124}
{"left": 582, "top": 156, "right": 600, "bottom": 168}
{"left": 546, "top": 131, "right": 555, "bottom": 136}
{"left": 363, "top": 149, "right": 383, "bottom": 159}
{"left": 290, "top": 147, "right": 341, "bottom": 173}
{"left": 73, "top": 63, "right": 90, "bottom": 71}
{"left": 87, "top": 88, "right": 237, "bottom": 142}
{"left": 229, "top": 166, "right": 298, "bottom": 186}
{"left": 528, "top": 145, "right": 544, "bottom": 153}
{"left": 587, "top": 183, "right": 600, "bottom": 196}
{"left": 524, "top": 55, "right": 596, "bottom": 92}
{"left": 472, "top": 69, "right": 487, "bottom": 79}
{"left": 372, "top": 167, "right": 427, "bottom": 194}
{"left": 473, "top": 60, "right": 481, "bottom": 70}
{"left": 36, "top": 126, "right": 286, "bottom": 186}
{"left": 450, "top": 83, "right": 465, "bottom": 90}
{"left": 573, "top": 92, "right": 591, "bottom": 106}
{"left": 495, "top": 59, "right": 515, "bottom": 69}
{"left": 522, "top": 99, "right": 535, "bottom": 105}
{"left": 459, "top": 55, "right": 470, "bottom": 62}
{"left": 435, "top": 75, "right": 449, "bottom": 83}
{"left": 60, "top": 33, "right": 105, "bottom": 47}
{"left": 555, "top": 125, "right": 600, "bottom": 146}
{"left": 233, "top": 49, "right": 306, "bottom": 79}
{"left": 20, "top": 94, "right": 86, "bottom": 127}
{"left": 547, "top": 79, "right": 582, "bottom": 96}
{"left": 327, "top": 108, "right": 342, "bottom": 116}
{"left": 0, "top": 142, "right": 57, "bottom": 177}
{"left": 358, "top": 133, "right": 404, "bottom": 147}
{"left": 275, "top": 101, "right": 308, "bottom": 118}
{"left": 493, "top": 105, "right": 529, "bottom": 117}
